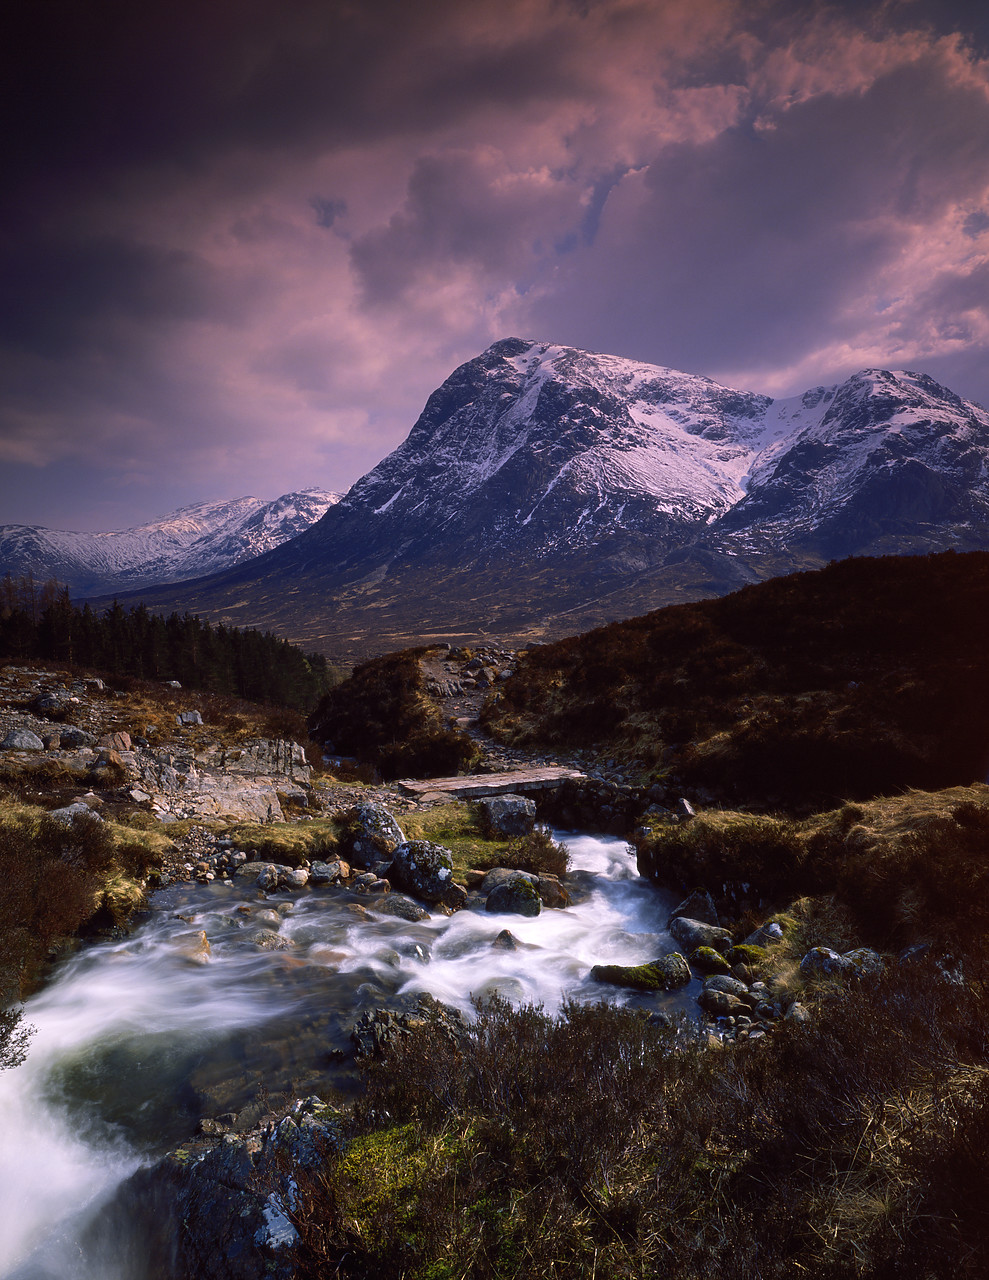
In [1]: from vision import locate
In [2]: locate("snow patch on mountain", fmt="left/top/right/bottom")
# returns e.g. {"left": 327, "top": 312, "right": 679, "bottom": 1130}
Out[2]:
{"left": 0, "top": 489, "right": 340, "bottom": 595}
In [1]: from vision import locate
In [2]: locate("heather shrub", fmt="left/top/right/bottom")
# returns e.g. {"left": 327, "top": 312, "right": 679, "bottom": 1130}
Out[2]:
{"left": 472, "top": 826, "right": 570, "bottom": 878}
{"left": 292, "top": 963, "right": 989, "bottom": 1279}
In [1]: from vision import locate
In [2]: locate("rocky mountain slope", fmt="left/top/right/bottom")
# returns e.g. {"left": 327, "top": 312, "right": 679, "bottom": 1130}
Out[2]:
{"left": 0, "top": 489, "right": 340, "bottom": 596}
{"left": 93, "top": 340, "right": 989, "bottom": 657}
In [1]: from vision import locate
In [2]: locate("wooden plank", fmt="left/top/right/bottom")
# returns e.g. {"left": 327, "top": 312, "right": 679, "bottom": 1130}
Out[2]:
{"left": 396, "top": 766, "right": 585, "bottom": 800}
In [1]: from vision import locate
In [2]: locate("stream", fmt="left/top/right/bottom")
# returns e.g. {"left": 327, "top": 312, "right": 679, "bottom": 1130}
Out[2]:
{"left": 0, "top": 831, "right": 695, "bottom": 1278}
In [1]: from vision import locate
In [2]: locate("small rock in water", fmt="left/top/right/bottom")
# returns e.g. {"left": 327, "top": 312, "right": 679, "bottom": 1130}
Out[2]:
{"left": 492, "top": 928, "right": 519, "bottom": 951}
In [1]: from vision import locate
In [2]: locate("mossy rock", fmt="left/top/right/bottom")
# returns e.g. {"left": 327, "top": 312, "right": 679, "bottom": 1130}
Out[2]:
{"left": 689, "top": 945, "right": 732, "bottom": 975}
{"left": 730, "top": 944, "right": 766, "bottom": 969}
{"left": 591, "top": 953, "right": 690, "bottom": 991}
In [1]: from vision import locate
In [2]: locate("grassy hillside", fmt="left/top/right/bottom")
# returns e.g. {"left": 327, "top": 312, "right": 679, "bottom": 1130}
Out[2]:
{"left": 482, "top": 550, "right": 989, "bottom": 811}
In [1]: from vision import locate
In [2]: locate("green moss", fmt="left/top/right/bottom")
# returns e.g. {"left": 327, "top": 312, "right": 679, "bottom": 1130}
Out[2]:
{"left": 401, "top": 803, "right": 513, "bottom": 876}
{"left": 590, "top": 962, "right": 670, "bottom": 991}
{"left": 224, "top": 817, "right": 339, "bottom": 867}
{"left": 730, "top": 944, "right": 766, "bottom": 968}
{"left": 690, "top": 946, "right": 732, "bottom": 975}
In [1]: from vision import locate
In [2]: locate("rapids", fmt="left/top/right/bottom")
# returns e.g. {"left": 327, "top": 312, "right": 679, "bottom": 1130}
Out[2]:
{"left": 0, "top": 831, "right": 696, "bottom": 1278}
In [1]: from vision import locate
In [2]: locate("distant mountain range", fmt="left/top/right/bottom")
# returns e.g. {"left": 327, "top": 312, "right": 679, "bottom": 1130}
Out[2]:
{"left": 0, "top": 490, "right": 339, "bottom": 596}
{"left": 84, "top": 338, "right": 989, "bottom": 657}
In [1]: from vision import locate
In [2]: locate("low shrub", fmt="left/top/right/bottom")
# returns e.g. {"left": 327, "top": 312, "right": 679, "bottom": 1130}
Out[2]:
{"left": 292, "top": 964, "right": 989, "bottom": 1279}
{"left": 472, "top": 826, "right": 570, "bottom": 878}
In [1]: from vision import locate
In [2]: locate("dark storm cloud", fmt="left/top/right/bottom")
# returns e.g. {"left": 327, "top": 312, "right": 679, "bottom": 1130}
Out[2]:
{"left": 1, "top": 0, "right": 988, "bottom": 527}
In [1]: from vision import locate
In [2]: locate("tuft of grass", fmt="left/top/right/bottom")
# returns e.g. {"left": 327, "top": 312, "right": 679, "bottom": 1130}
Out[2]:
{"left": 223, "top": 818, "right": 341, "bottom": 868}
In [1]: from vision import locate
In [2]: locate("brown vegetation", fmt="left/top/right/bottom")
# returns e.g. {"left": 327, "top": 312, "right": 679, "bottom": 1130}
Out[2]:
{"left": 481, "top": 551, "right": 989, "bottom": 811}
{"left": 291, "top": 964, "right": 989, "bottom": 1279}
{"left": 308, "top": 647, "right": 480, "bottom": 780}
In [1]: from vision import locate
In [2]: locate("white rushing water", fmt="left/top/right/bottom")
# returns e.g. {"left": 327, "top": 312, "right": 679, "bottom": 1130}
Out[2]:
{"left": 0, "top": 831, "right": 692, "bottom": 1278}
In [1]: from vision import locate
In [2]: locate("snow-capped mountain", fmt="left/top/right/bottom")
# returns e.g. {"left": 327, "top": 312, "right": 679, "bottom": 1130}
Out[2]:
{"left": 92, "top": 339, "right": 989, "bottom": 655}
{"left": 0, "top": 489, "right": 340, "bottom": 596}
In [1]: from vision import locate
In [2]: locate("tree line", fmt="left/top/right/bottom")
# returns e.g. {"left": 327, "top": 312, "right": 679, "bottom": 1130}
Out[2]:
{"left": 0, "top": 574, "right": 336, "bottom": 711}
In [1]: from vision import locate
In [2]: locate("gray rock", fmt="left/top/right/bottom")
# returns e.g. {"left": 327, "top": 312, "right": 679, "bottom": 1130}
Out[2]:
{"left": 476, "top": 794, "right": 536, "bottom": 838}
{"left": 744, "top": 921, "right": 785, "bottom": 947}
{"left": 699, "top": 988, "right": 750, "bottom": 1017}
{"left": 703, "top": 974, "right": 751, "bottom": 1000}
{"left": 492, "top": 929, "right": 519, "bottom": 950}
{"left": 49, "top": 801, "right": 102, "bottom": 824}
{"left": 60, "top": 726, "right": 95, "bottom": 749}
{"left": 342, "top": 803, "right": 406, "bottom": 868}
{"left": 175, "top": 710, "right": 203, "bottom": 726}
{"left": 281, "top": 868, "right": 309, "bottom": 890}
{"left": 253, "top": 929, "right": 292, "bottom": 951}
{"left": 1, "top": 728, "right": 44, "bottom": 751}
{"left": 372, "top": 894, "right": 430, "bottom": 923}
{"left": 669, "top": 916, "right": 733, "bottom": 955}
{"left": 485, "top": 872, "right": 542, "bottom": 917}
{"left": 480, "top": 866, "right": 538, "bottom": 894}
{"left": 31, "top": 691, "right": 69, "bottom": 718}
{"left": 842, "top": 947, "right": 884, "bottom": 976}
{"left": 799, "top": 947, "right": 855, "bottom": 980}
{"left": 590, "top": 953, "right": 689, "bottom": 991}
{"left": 309, "top": 859, "right": 345, "bottom": 885}
{"left": 668, "top": 889, "right": 719, "bottom": 928}
{"left": 785, "top": 1001, "right": 812, "bottom": 1023}
{"left": 256, "top": 865, "right": 280, "bottom": 891}
{"left": 391, "top": 840, "right": 455, "bottom": 903}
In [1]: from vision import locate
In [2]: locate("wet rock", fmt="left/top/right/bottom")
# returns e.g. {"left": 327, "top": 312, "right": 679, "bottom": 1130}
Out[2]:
{"left": 372, "top": 894, "right": 430, "bottom": 923}
{"left": 476, "top": 794, "right": 536, "bottom": 838}
{"left": 486, "top": 872, "right": 542, "bottom": 917}
{"left": 1, "top": 728, "right": 44, "bottom": 750}
{"left": 591, "top": 952, "right": 690, "bottom": 991}
{"left": 668, "top": 889, "right": 719, "bottom": 928}
{"left": 309, "top": 859, "right": 346, "bottom": 885}
{"left": 536, "top": 874, "right": 570, "bottom": 909}
{"left": 92, "top": 1097, "right": 341, "bottom": 1280}
{"left": 281, "top": 868, "right": 309, "bottom": 890}
{"left": 669, "top": 916, "right": 733, "bottom": 955}
{"left": 689, "top": 946, "right": 732, "bottom": 975}
{"left": 253, "top": 930, "right": 292, "bottom": 951}
{"left": 340, "top": 802, "right": 406, "bottom": 868}
{"left": 480, "top": 866, "right": 538, "bottom": 894}
{"left": 391, "top": 839, "right": 456, "bottom": 903}
{"left": 492, "top": 928, "right": 519, "bottom": 950}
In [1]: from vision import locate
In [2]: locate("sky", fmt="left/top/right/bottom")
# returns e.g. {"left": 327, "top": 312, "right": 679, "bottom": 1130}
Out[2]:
{"left": 2, "top": 0, "right": 989, "bottom": 530}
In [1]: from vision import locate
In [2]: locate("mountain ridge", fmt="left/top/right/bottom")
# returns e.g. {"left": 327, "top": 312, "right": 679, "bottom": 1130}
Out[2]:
{"left": 0, "top": 488, "right": 340, "bottom": 597}
{"left": 84, "top": 339, "right": 989, "bottom": 657}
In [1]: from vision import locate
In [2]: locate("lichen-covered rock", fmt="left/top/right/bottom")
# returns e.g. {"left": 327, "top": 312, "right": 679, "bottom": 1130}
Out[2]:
{"left": 799, "top": 947, "right": 855, "bottom": 980}
{"left": 842, "top": 947, "right": 884, "bottom": 976}
{"left": 689, "top": 946, "right": 732, "bottom": 975}
{"left": 340, "top": 803, "right": 406, "bottom": 869}
{"left": 485, "top": 871, "right": 542, "bottom": 917}
{"left": 669, "top": 915, "right": 733, "bottom": 955}
{"left": 591, "top": 952, "right": 690, "bottom": 991}
{"left": 89, "top": 1098, "right": 341, "bottom": 1280}
{"left": 668, "top": 889, "right": 719, "bottom": 928}
{"left": 391, "top": 839, "right": 455, "bottom": 903}
{"left": 476, "top": 793, "right": 536, "bottom": 838}
{"left": 729, "top": 944, "right": 765, "bottom": 969}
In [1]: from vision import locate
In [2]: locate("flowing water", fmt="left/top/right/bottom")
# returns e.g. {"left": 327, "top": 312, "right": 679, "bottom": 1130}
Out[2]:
{"left": 0, "top": 831, "right": 695, "bottom": 1278}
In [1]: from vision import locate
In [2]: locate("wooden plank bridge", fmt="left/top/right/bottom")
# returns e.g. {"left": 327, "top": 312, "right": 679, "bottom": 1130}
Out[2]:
{"left": 396, "top": 766, "right": 585, "bottom": 801}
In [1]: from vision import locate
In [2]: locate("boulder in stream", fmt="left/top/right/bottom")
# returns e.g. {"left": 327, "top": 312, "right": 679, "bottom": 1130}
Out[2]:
{"left": 591, "top": 952, "right": 690, "bottom": 991}
{"left": 485, "top": 871, "right": 542, "bottom": 917}
{"left": 391, "top": 839, "right": 456, "bottom": 903}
